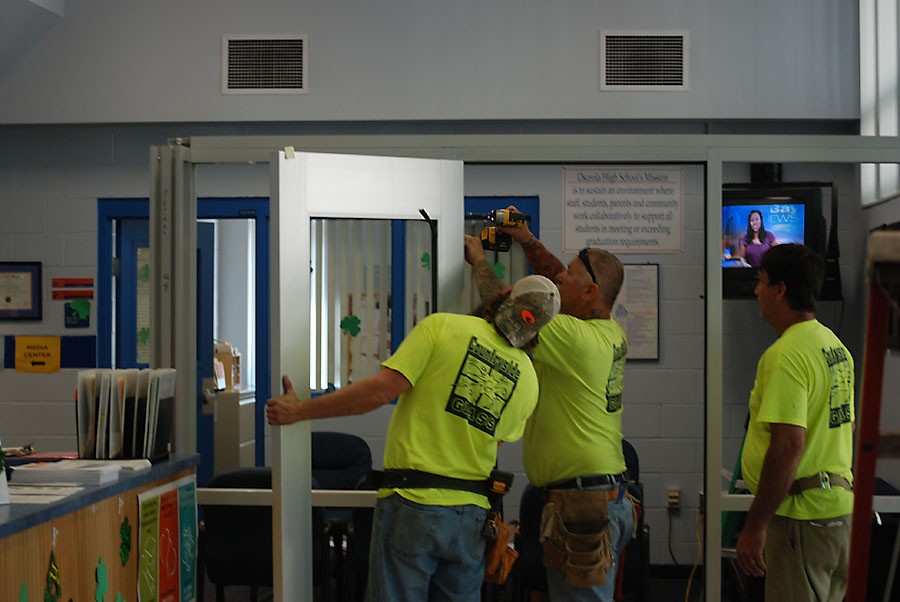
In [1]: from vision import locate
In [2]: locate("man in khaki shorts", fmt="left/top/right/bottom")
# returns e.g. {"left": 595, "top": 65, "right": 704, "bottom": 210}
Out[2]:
{"left": 736, "top": 244, "right": 854, "bottom": 601}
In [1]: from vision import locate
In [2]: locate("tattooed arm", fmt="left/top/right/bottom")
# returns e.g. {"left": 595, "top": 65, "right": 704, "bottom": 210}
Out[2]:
{"left": 464, "top": 234, "right": 506, "bottom": 303}
{"left": 499, "top": 205, "right": 565, "bottom": 279}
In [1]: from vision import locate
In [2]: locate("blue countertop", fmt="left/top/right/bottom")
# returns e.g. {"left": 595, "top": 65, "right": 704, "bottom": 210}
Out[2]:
{"left": 0, "top": 454, "right": 200, "bottom": 539}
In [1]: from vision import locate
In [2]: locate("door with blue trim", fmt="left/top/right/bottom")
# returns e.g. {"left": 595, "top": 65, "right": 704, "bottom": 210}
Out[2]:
{"left": 117, "top": 218, "right": 215, "bottom": 484}
{"left": 101, "top": 197, "right": 271, "bottom": 487}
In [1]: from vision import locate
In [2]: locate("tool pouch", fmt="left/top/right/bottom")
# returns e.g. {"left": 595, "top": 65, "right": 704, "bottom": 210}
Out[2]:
{"left": 539, "top": 489, "right": 614, "bottom": 588}
{"left": 483, "top": 510, "right": 519, "bottom": 584}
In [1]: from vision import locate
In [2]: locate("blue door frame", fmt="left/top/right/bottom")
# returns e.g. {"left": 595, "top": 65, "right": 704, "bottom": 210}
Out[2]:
{"left": 97, "top": 198, "right": 271, "bottom": 473}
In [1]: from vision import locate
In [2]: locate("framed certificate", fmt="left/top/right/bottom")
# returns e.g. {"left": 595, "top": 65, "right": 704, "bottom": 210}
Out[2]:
{"left": 0, "top": 262, "right": 42, "bottom": 320}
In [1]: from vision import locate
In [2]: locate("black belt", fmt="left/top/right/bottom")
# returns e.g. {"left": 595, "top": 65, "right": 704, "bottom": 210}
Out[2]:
{"left": 544, "top": 472, "right": 629, "bottom": 490}
{"left": 373, "top": 469, "right": 493, "bottom": 497}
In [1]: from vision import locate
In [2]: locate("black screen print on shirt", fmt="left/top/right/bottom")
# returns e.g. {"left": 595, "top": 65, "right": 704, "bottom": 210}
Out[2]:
{"left": 822, "top": 345, "right": 852, "bottom": 428}
{"left": 445, "top": 336, "right": 521, "bottom": 436}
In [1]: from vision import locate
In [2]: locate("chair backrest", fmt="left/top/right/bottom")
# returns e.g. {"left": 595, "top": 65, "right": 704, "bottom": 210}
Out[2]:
{"left": 202, "top": 467, "right": 275, "bottom": 587}
{"left": 622, "top": 438, "right": 643, "bottom": 502}
{"left": 622, "top": 438, "right": 639, "bottom": 483}
{"left": 311, "top": 431, "right": 372, "bottom": 490}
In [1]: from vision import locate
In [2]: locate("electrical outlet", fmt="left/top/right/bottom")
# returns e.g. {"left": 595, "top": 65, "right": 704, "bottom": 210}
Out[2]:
{"left": 666, "top": 486, "right": 681, "bottom": 509}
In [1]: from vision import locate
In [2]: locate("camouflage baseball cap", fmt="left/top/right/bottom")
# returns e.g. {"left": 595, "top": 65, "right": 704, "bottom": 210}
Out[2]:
{"left": 494, "top": 275, "right": 561, "bottom": 348}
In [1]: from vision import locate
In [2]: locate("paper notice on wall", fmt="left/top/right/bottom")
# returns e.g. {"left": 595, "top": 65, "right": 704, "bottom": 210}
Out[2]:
{"left": 612, "top": 265, "right": 660, "bottom": 360}
{"left": 563, "top": 166, "right": 684, "bottom": 253}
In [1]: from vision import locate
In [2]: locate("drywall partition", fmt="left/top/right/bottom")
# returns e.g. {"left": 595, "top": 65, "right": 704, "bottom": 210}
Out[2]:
{"left": 151, "top": 144, "right": 464, "bottom": 600}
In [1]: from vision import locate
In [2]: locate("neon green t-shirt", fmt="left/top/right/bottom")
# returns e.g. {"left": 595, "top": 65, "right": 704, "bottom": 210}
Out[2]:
{"left": 741, "top": 319, "right": 855, "bottom": 520}
{"left": 381, "top": 312, "right": 540, "bottom": 508}
{"left": 523, "top": 314, "right": 628, "bottom": 487}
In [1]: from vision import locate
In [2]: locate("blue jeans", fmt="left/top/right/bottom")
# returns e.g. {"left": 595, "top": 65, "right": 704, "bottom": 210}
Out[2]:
{"left": 546, "top": 485, "right": 635, "bottom": 602}
{"left": 365, "top": 494, "right": 486, "bottom": 602}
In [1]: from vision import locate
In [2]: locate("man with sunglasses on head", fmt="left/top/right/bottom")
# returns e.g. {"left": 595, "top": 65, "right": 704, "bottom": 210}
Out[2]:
{"left": 464, "top": 206, "right": 632, "bottom": 602}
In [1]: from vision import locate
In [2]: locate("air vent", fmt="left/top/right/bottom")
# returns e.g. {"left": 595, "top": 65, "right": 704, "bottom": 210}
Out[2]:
{"left": 600, "top": 31, "right": 688, "bottom": 91}
{"left": 222, "top": 35, "right": 307, "bottom": 94}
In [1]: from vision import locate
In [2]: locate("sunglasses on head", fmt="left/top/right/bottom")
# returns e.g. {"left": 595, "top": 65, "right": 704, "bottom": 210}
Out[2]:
{"left": 578, "top": 248, "right": 597, "bottom": 285}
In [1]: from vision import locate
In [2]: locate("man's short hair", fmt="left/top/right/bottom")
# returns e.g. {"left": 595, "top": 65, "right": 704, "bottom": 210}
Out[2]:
{"left": 584, "top": 249, "right": 624, "bottom": 308}
{"left": 759, "top": 244, "right": 825, "bottom": 312}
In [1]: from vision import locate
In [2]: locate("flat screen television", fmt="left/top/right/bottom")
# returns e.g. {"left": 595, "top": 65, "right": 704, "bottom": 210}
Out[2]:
{"left": 721, "top": 184, "right": 828, "bottom": 298}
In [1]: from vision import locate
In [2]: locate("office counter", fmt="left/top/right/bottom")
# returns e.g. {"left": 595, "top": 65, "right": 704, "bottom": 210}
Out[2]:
{"left": 0, "top": 454, "right": 199, "bottom": 601}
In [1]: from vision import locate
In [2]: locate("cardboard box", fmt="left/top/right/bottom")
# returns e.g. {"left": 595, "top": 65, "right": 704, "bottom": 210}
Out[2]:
{"left": 214, "top": 340, "right": 241, "bottom": 390}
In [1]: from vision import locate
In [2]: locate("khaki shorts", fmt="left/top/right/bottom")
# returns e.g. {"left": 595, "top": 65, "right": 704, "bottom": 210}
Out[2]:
{"left": 765, "top": 514, "right": 851, "bottom": 602}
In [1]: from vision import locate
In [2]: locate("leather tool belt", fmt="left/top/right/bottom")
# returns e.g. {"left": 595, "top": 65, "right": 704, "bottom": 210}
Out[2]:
{"left": 789, "top": 471, "right": 853, "bottom": 495}
{"left": 539, "top": 488, "right": 616, "bottom": 589}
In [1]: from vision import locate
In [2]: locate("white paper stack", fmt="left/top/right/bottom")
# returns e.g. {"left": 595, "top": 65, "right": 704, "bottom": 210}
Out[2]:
{"left": 11, "top": 460, "right": 122, "bottom": 485}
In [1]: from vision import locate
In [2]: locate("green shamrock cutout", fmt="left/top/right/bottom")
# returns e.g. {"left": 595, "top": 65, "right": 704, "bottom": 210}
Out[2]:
{"left": 138, "top": 264, "right": 150, "bottom": 285}
{"left": 69, "top": 299, "right": 91, "bottom": 319}
{"left": 340, "top": 315, "right": 361, "bottom": 337}
{"left": 119, "top": 517, "right": 132, "bottom": 566}
{"left": 491, "top": 262, "right": 506, "bottom": 281}
{"left": 95, "top": 557, "right": 108, "bottom": 602}
{"left": 138, "top": 328, "right": 150, "bottom": 346}
{"left": 19, "top": 584, "right": 26, "bottom": 602}
{"left": 420, "top": 252, "right": 431, "bottom": 270}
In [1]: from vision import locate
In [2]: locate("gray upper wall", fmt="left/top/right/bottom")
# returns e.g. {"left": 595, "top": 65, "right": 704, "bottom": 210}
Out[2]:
{"left": 0, "top": 0, "right": 858, "bottom": 125}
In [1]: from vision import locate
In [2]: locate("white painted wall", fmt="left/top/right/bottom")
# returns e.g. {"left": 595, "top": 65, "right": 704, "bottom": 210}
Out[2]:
{"left": 0, "top": 0, "right": 857, "bottom": 124}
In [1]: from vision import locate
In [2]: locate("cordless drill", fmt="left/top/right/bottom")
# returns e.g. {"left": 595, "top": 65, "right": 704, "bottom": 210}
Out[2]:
{"left": 481, "top": 209, "right": 527, "bottom": 252}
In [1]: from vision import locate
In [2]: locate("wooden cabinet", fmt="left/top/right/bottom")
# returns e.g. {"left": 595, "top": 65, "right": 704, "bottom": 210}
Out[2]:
{"left": 0, "top": 456, "right": 199, "bottom": 601}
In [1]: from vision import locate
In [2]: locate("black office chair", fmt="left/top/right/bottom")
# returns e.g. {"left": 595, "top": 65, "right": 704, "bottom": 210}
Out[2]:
{"left": 198, "top": 432, "right": 373, "bottom": 602}
{"left": 198, "top": 467, "right": 327, "bottom": 602}
{"left": 311, "top": 431, "right": 374, "bottom": 602}
{"left": 514, "top": 439, "right": 650, "bottom": 602}
{"left": 618, "top": 439, "right": 650, "bottom": 602}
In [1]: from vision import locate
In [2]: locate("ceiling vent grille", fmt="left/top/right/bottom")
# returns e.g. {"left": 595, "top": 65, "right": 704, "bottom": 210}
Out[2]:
{"left": 222, "top": 35, "right": 307, "bottom": 94}
{"left": 600, "top": 31, "right": 688, "bottom": 91}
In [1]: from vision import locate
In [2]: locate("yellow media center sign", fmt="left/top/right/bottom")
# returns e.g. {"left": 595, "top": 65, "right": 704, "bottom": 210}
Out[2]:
{"left": 15, "top": 336, "right": 61, "bottom": 373}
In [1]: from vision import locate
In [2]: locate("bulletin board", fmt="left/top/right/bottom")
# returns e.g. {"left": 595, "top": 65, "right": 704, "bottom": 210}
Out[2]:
{"left": 612, "top": 264, "right": 659, "bottom": 360}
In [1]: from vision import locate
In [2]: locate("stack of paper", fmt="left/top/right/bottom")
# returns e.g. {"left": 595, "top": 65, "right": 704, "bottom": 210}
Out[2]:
{"left": 11, "top": 460, "right": 123, "bottom": 484}
{"left": 75, "top": 368, "right": 176, "bottom": 460}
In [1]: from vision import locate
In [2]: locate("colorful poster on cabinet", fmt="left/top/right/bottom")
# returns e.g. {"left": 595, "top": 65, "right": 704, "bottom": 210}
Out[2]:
{"left": 138, "top": 495, "right": 160, "bottom": 602}
{"left": 179, "top": 481, "right": 198, "bottom": 601}
{"left": 138, "top": 474, "right": 197, "bottom": 602}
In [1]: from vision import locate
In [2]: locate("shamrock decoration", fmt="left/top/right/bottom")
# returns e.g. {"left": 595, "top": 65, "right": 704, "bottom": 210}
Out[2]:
{"left": 68, "top": 299, "right": 91, "bottom": 320}
{"left": 19, "top": 584, "right": 27, "bottom": 602}
{"left": 95, "top": 557, "right": 108, "bottom": 602}
{"left": 420, "top": 252, "right": 431, "bottom": 270}
{"left": 138, "top": 328, "right": 150, "bottom": 347}
{"left": 138, "top": 263, "right": 150, "bottom": 285}
{"left": 119, "top": 517, "right": 132, "bottom": 566}
{"left": 490, "top": 262, "right": 506, "bottom": 281}
{"left": 340, "top": 315, "right": 361, "bottom": 337}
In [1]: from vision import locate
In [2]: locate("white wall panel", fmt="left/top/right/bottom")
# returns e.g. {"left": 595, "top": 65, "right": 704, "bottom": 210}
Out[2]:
{"left": 0, "top": 0, "right": 857, "bottom": 124}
